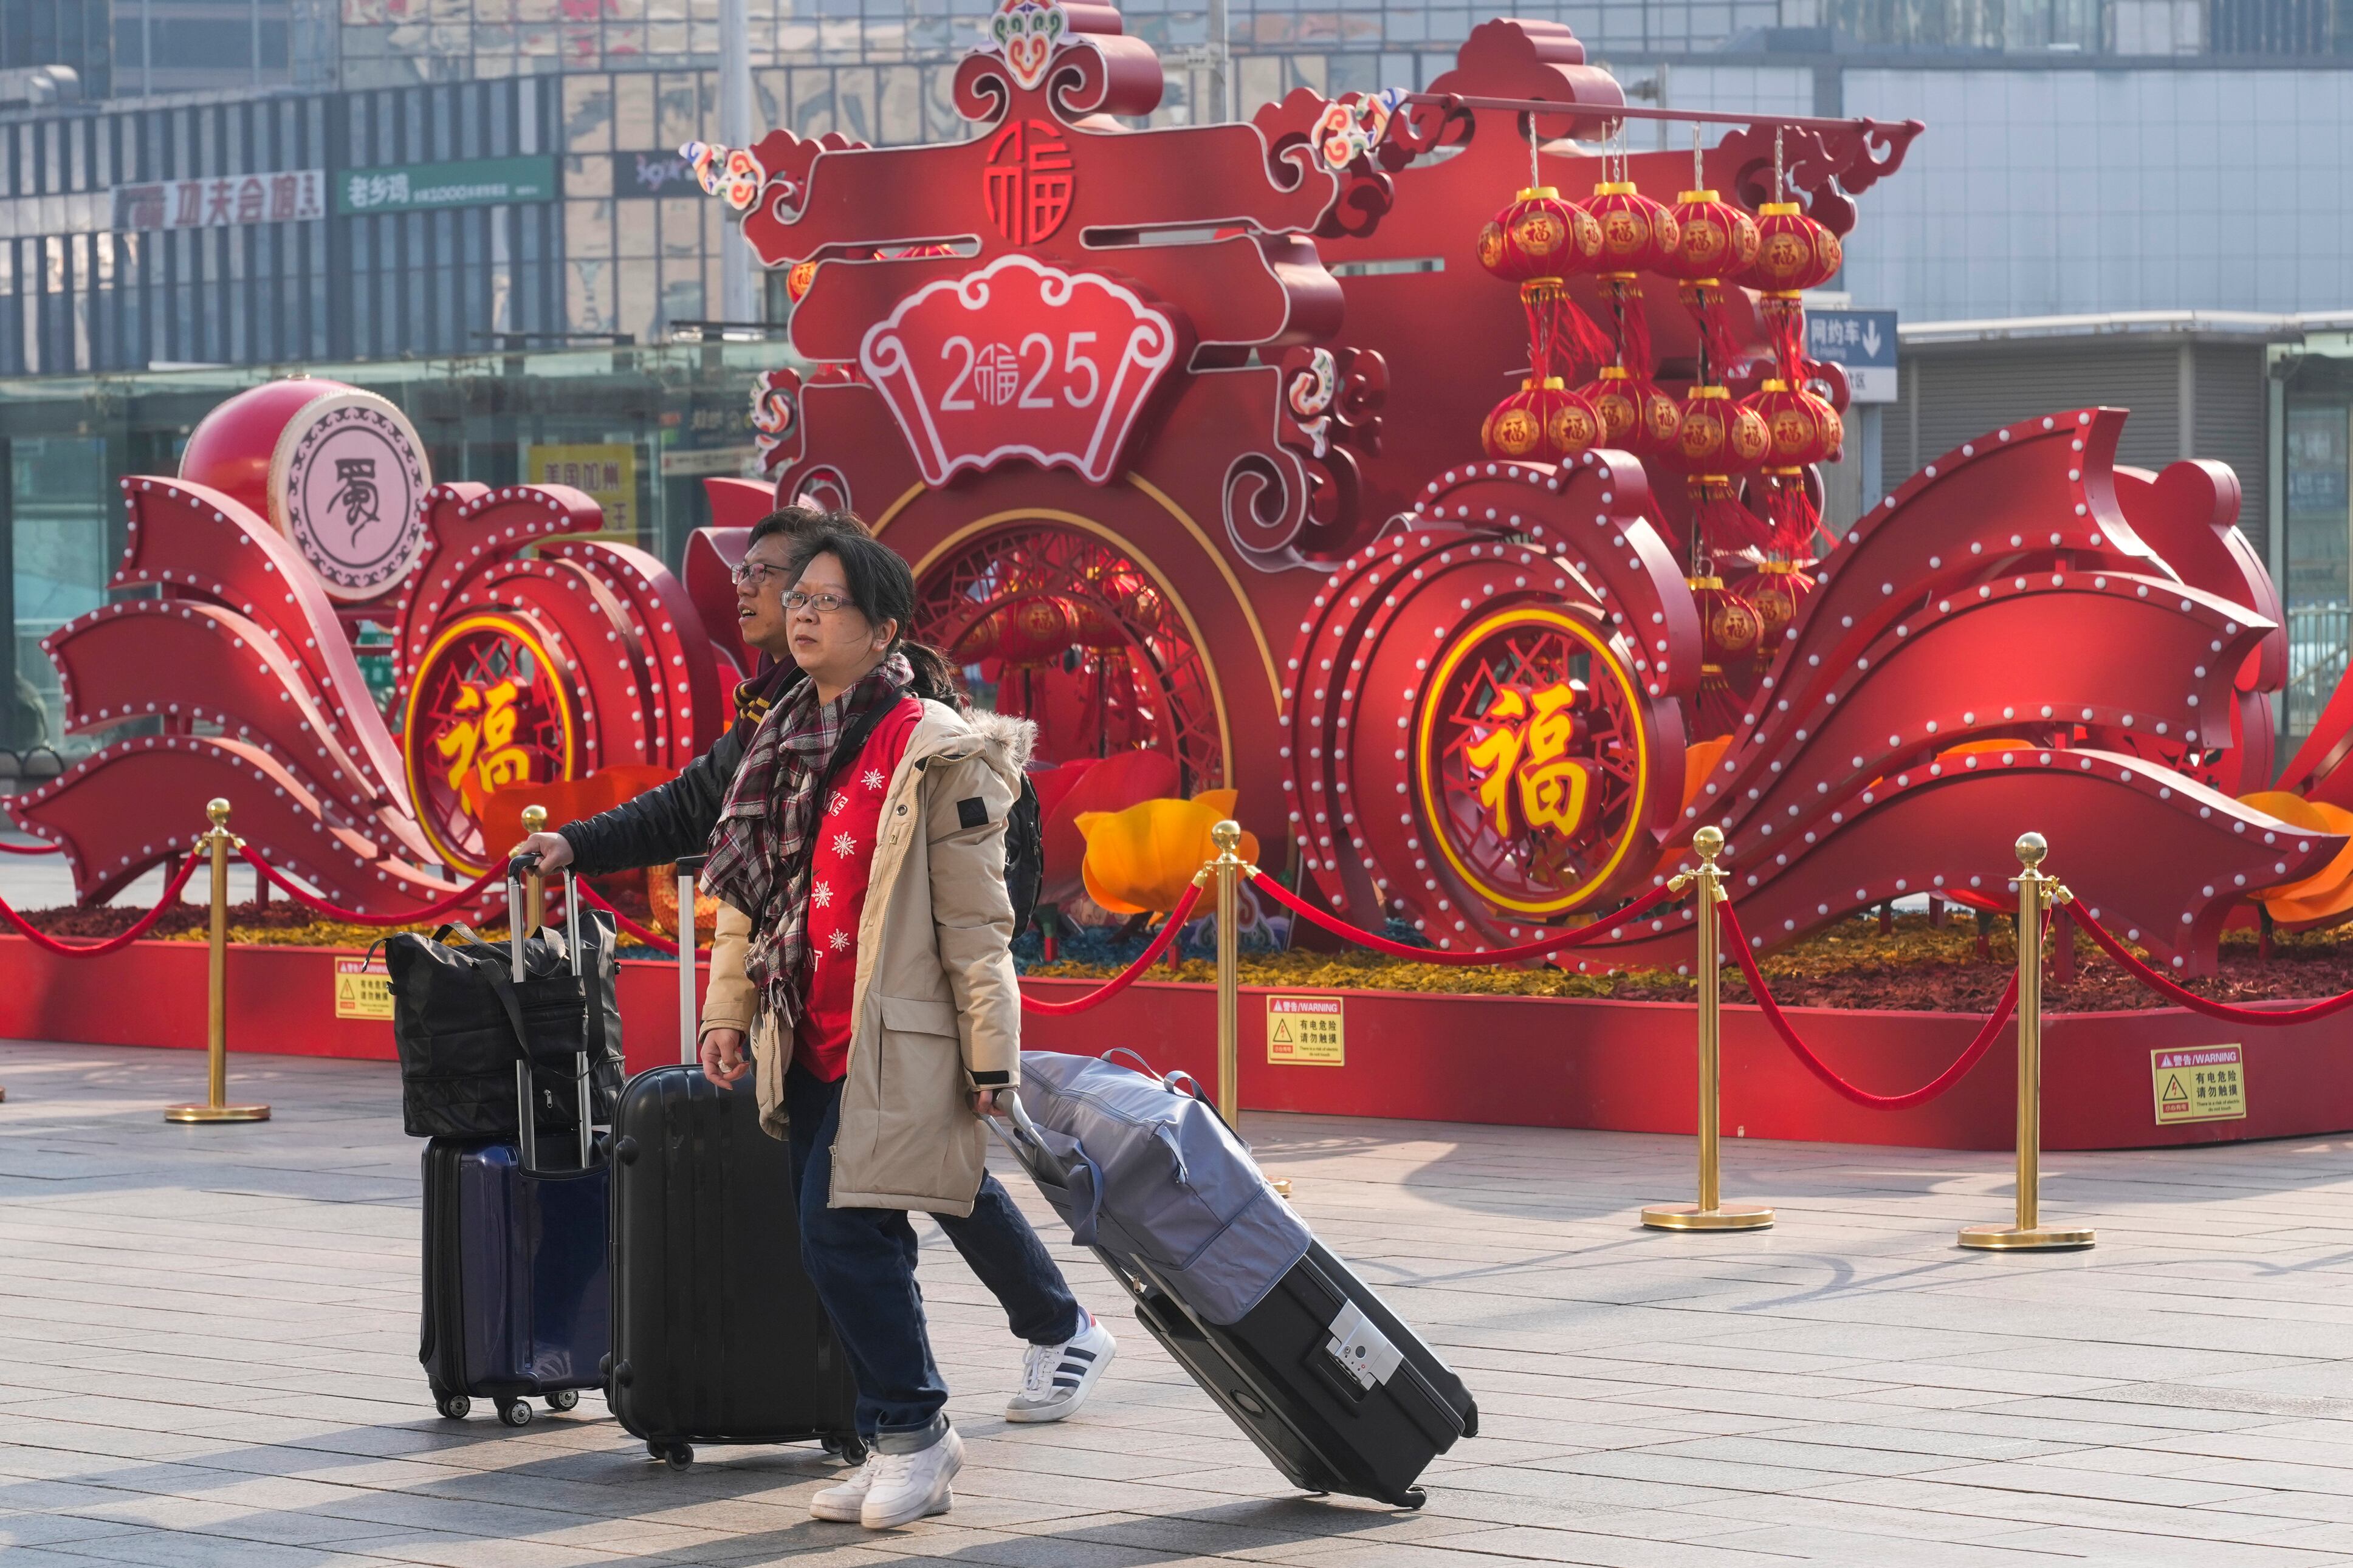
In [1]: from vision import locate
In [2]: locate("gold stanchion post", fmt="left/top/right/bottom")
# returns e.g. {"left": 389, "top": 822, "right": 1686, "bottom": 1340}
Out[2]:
{"left": 1212, "top": 820, "right": 1242, "bottom": 1128}
{"left": 1209, "top": 820, "right": 1288, "bottom": 1197}
{"left": 165, "top": 799, "right": 270, "bottom": 1124}
{"left": 1643, "top": 826, "right": 1771, "bottom": 1231}
{"left": 1960, "top": 833, "right": 2092, "bottom": 1250}
{"left": 520, "top": 804, "right": 548, "bottom": 933}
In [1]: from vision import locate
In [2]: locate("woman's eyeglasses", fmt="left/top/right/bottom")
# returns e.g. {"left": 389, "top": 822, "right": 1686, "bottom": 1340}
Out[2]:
{"left": 730, "top": 561, "right": 853, "bottom": 616}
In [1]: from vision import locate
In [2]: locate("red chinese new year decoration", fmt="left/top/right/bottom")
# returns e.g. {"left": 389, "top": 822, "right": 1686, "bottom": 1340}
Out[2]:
{"left": 856, "top": 254, "right": 1183, "bottom": 488}
{"left": 25, "top": 8, "right": 2344, "bottom": 996}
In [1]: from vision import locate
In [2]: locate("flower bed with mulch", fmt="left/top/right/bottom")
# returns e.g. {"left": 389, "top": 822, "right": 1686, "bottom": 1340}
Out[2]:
{"left": 1022, "top": 914, "right": 2353, "bottom": 1013}
{"left": 18, "top": 899, "right": 2352, "bottom": 1013}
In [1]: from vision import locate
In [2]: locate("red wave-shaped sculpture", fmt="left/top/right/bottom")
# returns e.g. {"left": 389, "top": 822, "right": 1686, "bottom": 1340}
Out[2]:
{"left": 1288, "top": 409, "right": 2331, "bottom": 973}
{"left": 19, "top": 473, "right": 729, "bottom": 912}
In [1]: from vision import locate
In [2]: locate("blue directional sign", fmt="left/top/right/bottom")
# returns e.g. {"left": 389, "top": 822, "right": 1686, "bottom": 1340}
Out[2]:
{"left": 1804, "top": 308, "right": 1898, "bottom": 403}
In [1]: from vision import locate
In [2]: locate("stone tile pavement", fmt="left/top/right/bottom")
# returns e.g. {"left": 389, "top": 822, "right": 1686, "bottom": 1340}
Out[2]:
{"left": 6, "top": 1040, "right": 2353, "bottom": 1566}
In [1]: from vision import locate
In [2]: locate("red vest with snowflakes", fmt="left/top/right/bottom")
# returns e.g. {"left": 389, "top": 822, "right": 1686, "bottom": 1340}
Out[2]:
{"left": 793, "top": 697, "right": 924, "bottom": 1081}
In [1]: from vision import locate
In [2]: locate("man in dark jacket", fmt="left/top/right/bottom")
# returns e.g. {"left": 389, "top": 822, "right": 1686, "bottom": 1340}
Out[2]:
{"left": 511, "top": 508, "right": 828, "bottom": 877}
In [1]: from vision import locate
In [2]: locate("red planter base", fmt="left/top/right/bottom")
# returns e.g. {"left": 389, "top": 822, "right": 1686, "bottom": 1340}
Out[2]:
{"left": 0, "top": 935, "right": 2332, "bottom": 1151}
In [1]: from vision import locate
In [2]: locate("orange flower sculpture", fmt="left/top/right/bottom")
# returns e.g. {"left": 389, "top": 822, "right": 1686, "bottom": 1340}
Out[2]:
{"left": 1075, "top": 790, "right": 1259, "bottom": 915}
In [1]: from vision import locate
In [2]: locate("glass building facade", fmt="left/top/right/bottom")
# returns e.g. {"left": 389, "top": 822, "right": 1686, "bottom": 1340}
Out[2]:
{"left": 0, "top": 340, "right": 786, "bottom": 751}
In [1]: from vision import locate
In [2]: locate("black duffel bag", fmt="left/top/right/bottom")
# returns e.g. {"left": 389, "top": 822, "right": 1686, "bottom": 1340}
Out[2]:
{"left": 385, "top": 885, "right": 624, "bottom": 1143}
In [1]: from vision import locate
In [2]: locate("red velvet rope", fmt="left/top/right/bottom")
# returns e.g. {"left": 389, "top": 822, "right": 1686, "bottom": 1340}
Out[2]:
{"left": 1248, "top": 872, "right": 1681, "bottom": 964}
{"left": 574, "top": 880, "right": 683, "bottom": 956}
{"left": 0, "top": 852, "right": 204, "bottom": 956}
{"left": 2070, "top": 904, "right": 2353, "bottom": 1025}
{"left": 1720, "top": 897, "right": 2023, "bottom": 1110}
{"left": 238, "top": 846, "right": 503, "bottom": 926}
{"left": 1020, "top": 882, "right": 1204, "bottom": 1015}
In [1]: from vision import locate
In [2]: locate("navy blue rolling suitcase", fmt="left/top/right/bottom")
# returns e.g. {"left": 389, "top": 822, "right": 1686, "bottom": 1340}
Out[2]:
{"left": 419, "top": 1137, "right": 610, "bottom": 1426}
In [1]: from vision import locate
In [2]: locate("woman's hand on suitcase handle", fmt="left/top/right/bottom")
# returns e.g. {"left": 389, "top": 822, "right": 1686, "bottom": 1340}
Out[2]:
{"left": 700, "top": 1027, "right": 751, "bottom": 1089}
{"left": 509, "top": 831, "right": 574, "bottom": 872}
{"left": 970, "top": 1087, "right": 1015, "bottom": 1120}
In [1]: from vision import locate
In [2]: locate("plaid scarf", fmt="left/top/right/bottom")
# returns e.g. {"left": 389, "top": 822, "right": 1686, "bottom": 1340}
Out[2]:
{"left": 702, "top": 652, "right": 914, "bottom": 1030}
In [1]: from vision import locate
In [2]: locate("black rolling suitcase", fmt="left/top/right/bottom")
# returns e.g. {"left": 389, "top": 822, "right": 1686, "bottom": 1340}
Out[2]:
{"left": 606, "top": 1064, "right": 864, "bottom": 1470}
{"left": 998, "top": 1055, "right": 1476, "bottom": 1508}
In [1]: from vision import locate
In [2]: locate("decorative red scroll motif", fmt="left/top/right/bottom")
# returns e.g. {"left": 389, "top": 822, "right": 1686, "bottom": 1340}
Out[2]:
{"left": 856, "top": 254, "right": 1183, "bottom": 487}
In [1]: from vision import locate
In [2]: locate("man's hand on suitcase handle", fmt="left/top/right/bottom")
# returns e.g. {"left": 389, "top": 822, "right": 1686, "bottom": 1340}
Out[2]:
{"left": 701, "top": 1027, "right": 751, "bottom": 1089}
{"left": 509, "top": 832, "right": 574, "bottom": 873}
{"left": 970, "top": 1087, "right": 1015, "bottom": 1119}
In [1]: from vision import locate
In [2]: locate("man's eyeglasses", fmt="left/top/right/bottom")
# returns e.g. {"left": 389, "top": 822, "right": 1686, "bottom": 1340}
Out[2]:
{"left": 730, "top": 560, "right": 787, "bottom": 589}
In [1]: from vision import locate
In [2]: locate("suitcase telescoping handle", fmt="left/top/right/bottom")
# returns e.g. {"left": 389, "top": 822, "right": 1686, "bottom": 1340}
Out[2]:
{"left": 505, "top": 852, "right": 538, "bottom": 982}
{"left": 513, "top": 1050, "right": 596, "bottom": 1175}
{"left": 503, "top": 854, "right": 586, "bottom": 982}
{"left": 676, "top": 855, "right": 706, "bottom": 1067}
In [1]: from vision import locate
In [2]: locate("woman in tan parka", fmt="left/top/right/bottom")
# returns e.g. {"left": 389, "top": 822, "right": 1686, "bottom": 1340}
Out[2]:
{"left": 695, "top": 520, "right": 1115, "bottom": 1530}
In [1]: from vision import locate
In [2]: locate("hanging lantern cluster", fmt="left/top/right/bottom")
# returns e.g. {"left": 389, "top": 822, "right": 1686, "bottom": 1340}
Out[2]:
{"left": 1475, "top": 173, "right": 1616, "bottom": 463}
{"left": 1719, "top": 128, "right": 1845, "bottom": 637}
{"left": 1569, "top": 152, "right": 1681, "bottom": 461}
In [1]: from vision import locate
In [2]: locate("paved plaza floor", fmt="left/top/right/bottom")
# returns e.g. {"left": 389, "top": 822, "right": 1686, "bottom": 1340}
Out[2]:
{"left": 6, "top": 1042, "right": 2353, "bottom": 1567}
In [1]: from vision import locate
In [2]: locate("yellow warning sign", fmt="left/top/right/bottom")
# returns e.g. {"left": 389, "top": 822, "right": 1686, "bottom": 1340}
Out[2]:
{"left": 1268, "top": 995, "right": 1344, "bottom": 1066}
{"left": 2151, "top": 1045, "right": 2245, "bottom": 1125}
{"left": 335, "top": 956, "right": 395, "bottom": 1021}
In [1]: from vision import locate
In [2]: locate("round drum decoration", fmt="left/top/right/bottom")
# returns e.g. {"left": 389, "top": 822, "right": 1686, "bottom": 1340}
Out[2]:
{"left": 402, "top": 611, "right": 581, "bottom": 875}
{"left": 1414, "top": 604, "right": 1656, "bottom": 917}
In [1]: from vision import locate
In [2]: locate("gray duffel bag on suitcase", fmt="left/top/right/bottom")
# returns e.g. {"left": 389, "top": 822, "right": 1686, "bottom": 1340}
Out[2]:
{"left": 1009, "top": 1049, "right": 1310, "bottom": 1324}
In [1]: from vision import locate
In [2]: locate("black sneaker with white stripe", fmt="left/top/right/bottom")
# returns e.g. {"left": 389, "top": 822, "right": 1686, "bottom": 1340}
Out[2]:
{"left": 1006, "top": 1312, "right": 1116, "bottom": 1423}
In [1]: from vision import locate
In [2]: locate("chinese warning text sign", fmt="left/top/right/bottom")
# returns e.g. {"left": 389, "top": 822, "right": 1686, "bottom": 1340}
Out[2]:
{"left": 2151, "top": 1045, "right": 2245, "bottom": 1125}
{"left": 1268, "top": 995, "right": 1344, "bottom": 1066}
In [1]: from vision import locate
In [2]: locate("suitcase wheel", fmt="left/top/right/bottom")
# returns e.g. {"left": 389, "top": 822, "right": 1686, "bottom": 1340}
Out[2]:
{"left": 435, "top": 1393, "right": 472, "bottom": 1422}
{"left": 497, "top": 1400, "right": 534, "bottom": 1428}
{"left": 544, "top": 1389, "right": 580, "bottom": 1413}
{"left": 824, "top": 1433, "right": 868, "bottom": 1465}
{"left": 661, "top": 1443, "right": 694, "bottom": 1471}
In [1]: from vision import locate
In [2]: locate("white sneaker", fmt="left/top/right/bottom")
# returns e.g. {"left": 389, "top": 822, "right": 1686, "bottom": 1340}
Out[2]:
{"left": 808, "top": 1451, "right": 881, "bottom": 1522}
{"left": 860, "top": 1425, "right": 963, "bottom": 1529}
{"left": 1006, "top": 1312, "right": 1118, "bottom": 1423}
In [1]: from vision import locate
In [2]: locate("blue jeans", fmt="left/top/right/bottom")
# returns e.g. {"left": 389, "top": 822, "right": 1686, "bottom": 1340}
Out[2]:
{"left": 784, "top": 1063, "right": 1082, "bottom": 1444}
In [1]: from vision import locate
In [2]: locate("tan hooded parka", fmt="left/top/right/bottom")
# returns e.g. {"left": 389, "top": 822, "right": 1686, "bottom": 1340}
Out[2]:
{"left": 701, "top": 700, "right": 1031, "bottom": 1219}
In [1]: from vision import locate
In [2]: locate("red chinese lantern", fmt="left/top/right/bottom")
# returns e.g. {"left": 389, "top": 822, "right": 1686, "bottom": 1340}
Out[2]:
{"left": 1477, "top": 187, "right": 1602, "bottom": 283}
{"left": 1688, "top": 574, "right": 1762, "bottom": 738}
{"left": 1660, "top": 190, "right": 1759, "bottom": 283}
{"left": 1745, "top": 200, "right": 1842, "bottom": 294}
{"left": 1582, "top": 366, "right": 1679, "bottom": 456}
{"left": 1675, "top": 385, "right": 1770, "bottom": 473}
{"left": 1691, "top": 575, "right": 1763, "bottom": 664}
{"left": 1739, "top": 380, "right": 1842, "bottom": 555}
{"left": 1734, "top": 558, "right": 1818, "bottom": 644}
{"left": 785, "top": 260, "right": 819, "bottom": 303}
{"left": 951, "top": 595, "right": 1081, "bottom": 667}
{"left": 1581, "top": 181, "right": 1679, "bottom": 276}
{"left": 1745, "top": 379, "right": 1844, "bottom": 468}
{"left": 1482, "top": 378, "right": 1601, "bottom": 464}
